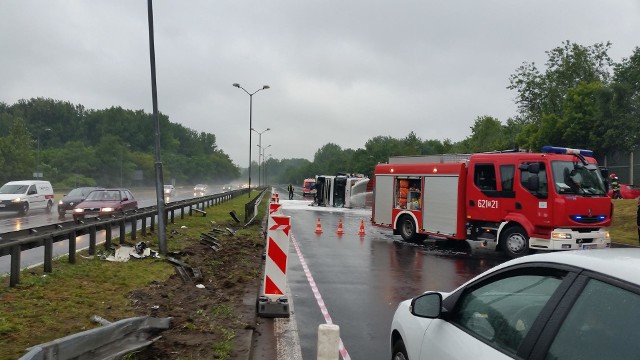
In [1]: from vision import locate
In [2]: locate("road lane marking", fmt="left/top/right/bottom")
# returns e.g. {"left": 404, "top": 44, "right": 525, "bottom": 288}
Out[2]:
{"left": 291, "top": 233, "right": 351, "bottom": 360}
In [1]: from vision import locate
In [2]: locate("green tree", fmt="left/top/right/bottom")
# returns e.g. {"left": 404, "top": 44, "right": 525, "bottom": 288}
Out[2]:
{"left": 0, "top": 118, "right": 35, "bottom": 183}
{"left": 508, "top": 41, "right": 613, "bottom": 125}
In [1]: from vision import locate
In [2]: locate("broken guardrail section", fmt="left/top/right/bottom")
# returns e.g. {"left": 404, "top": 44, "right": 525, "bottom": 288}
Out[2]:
{"left": 20, "top": 316, "right": 171, "bottom": 360}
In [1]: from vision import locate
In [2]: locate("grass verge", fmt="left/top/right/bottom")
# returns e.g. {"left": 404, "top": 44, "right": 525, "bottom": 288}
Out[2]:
{"left": 0, "top": 191, "right": 268, "bottom": 360}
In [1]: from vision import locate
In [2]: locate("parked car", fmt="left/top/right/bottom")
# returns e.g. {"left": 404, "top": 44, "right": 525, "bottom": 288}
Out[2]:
{"left": 57, "top": 187, "right": 103, "bottom": 216}
{"left": 72, "top": 189, "right": 138, "bottom": 220}
{"left": 390, "top": 248, "right": 640, "bottom": 360}
{"left": 164, "top": 184, "right": 176, "bottom": 198}
{"left": 193, "top": 184, "right": 208, "bottom": 197}
{"left": 0, "top": 180, "right": 54, "bottom": 215}
{"left": 608, "top": 183, "right": 640, "bottom": 199}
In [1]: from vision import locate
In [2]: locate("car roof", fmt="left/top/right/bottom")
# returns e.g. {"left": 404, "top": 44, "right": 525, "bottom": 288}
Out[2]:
{"left": 490, "top": 248, "right": 640, "bottom": 285}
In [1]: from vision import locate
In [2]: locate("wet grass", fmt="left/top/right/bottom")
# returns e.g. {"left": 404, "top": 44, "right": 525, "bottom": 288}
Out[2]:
{"left": 0, "top": 190, "right": 267, "bottom": 360}
{"left": 609, "top": 198, "right": 639, "bottom": 246}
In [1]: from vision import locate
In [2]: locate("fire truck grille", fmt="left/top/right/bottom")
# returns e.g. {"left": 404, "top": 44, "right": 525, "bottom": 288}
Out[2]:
{"left": 569, "top": 215, "right": 607, "bottom": 224}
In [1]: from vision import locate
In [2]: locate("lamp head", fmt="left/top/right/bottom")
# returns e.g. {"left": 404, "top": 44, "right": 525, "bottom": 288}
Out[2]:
{"left": 233, "top": 83, "right": 240, "bottom": 88}
{"left": 262, "top": 85, "right": 270, "bottom": 89}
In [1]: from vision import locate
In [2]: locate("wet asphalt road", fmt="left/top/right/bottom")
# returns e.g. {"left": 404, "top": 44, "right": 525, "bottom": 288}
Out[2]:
{"left": 272, "top": 188, "right": 507, "bottom": 359}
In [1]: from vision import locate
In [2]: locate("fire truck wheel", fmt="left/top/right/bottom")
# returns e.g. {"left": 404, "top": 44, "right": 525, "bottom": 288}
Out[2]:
{"left": 399, "top": 216, "right": 418, "bottom": 243}
{"left": 502, "top": 226, "right": 530, "bottom": 258}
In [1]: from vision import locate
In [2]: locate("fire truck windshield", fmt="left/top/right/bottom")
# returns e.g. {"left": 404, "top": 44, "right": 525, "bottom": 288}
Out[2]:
{"left": 551, "top": 161, "right": 607, "bottom": 196}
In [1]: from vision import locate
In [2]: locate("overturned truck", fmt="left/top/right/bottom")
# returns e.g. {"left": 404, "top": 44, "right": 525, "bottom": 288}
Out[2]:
{"left": 313, "top": 173, "right": 369, "bottom": 208}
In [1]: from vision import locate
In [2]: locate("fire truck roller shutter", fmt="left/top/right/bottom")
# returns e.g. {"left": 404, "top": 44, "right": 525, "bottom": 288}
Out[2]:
{"left": 373, "top": 175, "right": 394, "bottom": 225}
{"left": 422, "top": 175, "right": 460, "bottom": 236}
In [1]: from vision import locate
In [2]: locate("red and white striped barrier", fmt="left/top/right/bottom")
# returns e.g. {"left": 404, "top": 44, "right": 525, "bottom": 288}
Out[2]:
{"left": 258, "top": 213, "right": 291, "bottom": 318}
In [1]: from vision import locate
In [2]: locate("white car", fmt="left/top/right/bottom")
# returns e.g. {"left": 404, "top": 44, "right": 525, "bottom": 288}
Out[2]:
{"left": 164, "top": 185, "right": 176, "bottom": 198}
{"left": 390, "top": 248, "right": 640, "bottom": 360}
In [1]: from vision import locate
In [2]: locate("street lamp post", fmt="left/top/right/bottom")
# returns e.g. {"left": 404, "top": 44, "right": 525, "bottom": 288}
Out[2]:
{"left": 264, "top": 154, "right": 272, "bottom": 186}
{"left": 233, "top": 83, "right": 270, "bottom": 196}
{"left": 251, "top": 127, "right": 271, "bottom": 187}
{"left": 36, "top": 128, "right": 52, "bottom": 179}
{"left": 256, "top": 143, "right": 271, "bottom": 187}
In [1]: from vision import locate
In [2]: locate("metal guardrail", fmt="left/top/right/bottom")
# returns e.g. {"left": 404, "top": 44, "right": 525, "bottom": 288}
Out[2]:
{"left": 20, "top": 316, "right": 172, "bottom": 360}
{"left": 244, "top": 188, "right": 269, "bottom": 225}
{"left": 0, "top": 189, "right": 253, "bottom": 287}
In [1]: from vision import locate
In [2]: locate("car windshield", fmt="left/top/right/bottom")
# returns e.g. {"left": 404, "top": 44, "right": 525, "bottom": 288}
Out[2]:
{"left": 68, "top": 188, "right": 93, "bottom": 197}
{"left": 0, "top": 184, "right": 28, "bottom": 194}
{"left": 551, "top": 160, "right": 607, "bottom": 196}
{"left": 86, "top": 190, "right": 121, "bottom": 201}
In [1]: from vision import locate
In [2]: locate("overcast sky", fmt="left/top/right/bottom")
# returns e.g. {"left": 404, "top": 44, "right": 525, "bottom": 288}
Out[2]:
{"left": 1, "top": 1, "right": 639, "bottom": 167}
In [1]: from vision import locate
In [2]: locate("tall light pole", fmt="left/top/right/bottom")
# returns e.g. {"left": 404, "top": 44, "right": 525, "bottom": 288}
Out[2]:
{"left": 233, "top": 83, "right": 270, "bottom": 196}
{"left": 36, "top": 128, "right": 52, "bottom": 179}
{"left": 264, "top": 154, "right": 272, "bottom": 186}
{"left": 147, "top": 0, "right": 167, "bottom": 254}
{"left": 256, "top": 143, "right": 271, "bottom": 187}
{"left": 251, "top": 127, "right": 270, "bottom": 187}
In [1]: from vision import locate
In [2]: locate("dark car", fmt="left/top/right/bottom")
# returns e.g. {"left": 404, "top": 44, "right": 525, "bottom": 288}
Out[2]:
{"left": 72, "top": 189, "right": 138, "bottom": 220}
{"left": 57, "top": 187, "right": 103, "bottom": 216}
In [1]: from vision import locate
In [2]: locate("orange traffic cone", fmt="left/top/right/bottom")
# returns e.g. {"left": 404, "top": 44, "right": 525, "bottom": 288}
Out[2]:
{"left": 315, "top": 218, "right": 323, "bottom": 234}
{"left": 358, "top": 219, "right": 366, "bottom": 236}
{"left": 336, "top": 218, "right": 344, "bottom": 235}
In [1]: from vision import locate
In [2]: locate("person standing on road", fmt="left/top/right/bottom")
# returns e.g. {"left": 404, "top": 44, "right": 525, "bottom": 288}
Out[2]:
{"left": 636, "top": 196, "right": 640, "bottom": 243}
{"left": 610, "top": 174, "right": 622, "bottom": 199}
{"left": 288, "top": 183, "right": 294, "bottom": 200}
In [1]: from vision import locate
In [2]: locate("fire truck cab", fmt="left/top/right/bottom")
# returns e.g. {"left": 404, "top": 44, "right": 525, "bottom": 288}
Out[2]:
{"left": 372, "top": 147, "right": 612, "bottom": 258}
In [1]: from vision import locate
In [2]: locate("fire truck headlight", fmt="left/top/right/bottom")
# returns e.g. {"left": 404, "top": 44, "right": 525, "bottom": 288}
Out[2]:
{"left": 604, "top": 231, "right": 610, "bottom": 240}
{"left": 552, "top": 232, "right": 572, "bottom": 240}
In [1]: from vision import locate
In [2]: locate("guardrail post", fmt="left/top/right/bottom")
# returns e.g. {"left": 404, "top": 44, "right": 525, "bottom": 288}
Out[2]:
{"left": 105, "top": 225, "right": 112, "bottom": 249}
{"left": 180, "top": 207, "right": 184, "bottom": 220}
{"left": 141, "top": 217, "right": 147, "bottom": 236}
{"left": 150, "top": 215, "right": 155, "bottom": 233}
{"left": 44, "top": 236, "right": 53, "bottom": 273}
{"left": 89, "top": 226, "right": 97, "bottom": 255}
{"left": 189, "top": 205, "right": 193, "bottom": 216}
{"left": 131, "top": 218, "right": 137, "bottom": 241}
{"left": 119, "top": 220, "right": 126, "bottom": 245}
{"left": 170, "top": 209, "right": 175, "bottom": 224}
{"left": 10, "top": 244, "right": 21, "bottom": 287}
{"left": 68, "top": 232, "right": 76, "bottom": 264}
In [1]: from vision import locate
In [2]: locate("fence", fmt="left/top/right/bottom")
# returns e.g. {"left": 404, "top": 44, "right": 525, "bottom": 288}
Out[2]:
{"left": 0, "top": 188, "right": 260, "bottom": 287}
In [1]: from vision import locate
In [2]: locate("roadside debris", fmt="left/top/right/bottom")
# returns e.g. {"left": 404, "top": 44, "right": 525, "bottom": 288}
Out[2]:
{"left": 21, "top": 316, "right": 172, "bottom": 360}
{"left": 167, "top": 257, "right": 203, "bottom": 284}
{"left": 104, "top": 242, "right": 160, "bottom": 262}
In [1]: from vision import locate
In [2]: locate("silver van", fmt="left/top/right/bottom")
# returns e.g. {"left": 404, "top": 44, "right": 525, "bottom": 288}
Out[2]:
{"left": 0, "top": 180, "right": 55, "bottom": 215}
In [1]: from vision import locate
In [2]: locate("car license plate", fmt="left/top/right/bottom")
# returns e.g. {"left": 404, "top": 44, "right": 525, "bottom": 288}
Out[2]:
{"left": 582, "top": 244, "right": 597, "bottom": 250}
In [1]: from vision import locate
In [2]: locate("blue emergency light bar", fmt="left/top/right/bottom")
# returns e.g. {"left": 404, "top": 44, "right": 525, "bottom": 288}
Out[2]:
{"left": 542, "top": 146, "right": 593, "bottom": 157}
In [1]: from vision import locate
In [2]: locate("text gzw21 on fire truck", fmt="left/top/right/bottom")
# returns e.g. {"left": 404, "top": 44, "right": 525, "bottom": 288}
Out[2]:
{"left": 372, "top": 146, "right": 612, "bottom": 258}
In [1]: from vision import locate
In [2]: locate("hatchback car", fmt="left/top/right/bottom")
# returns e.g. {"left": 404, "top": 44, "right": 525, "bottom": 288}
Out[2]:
{"left": 72, "top": 189, "right": 138, "bottom": 220}
{"left": 57, "top": 187, "right": 103, "bottom": 216}
{"left": 608, "top": 183, "right": 640, "bottom": 199}
{"left": 390, "top": 248, "right": 640, "bottom": 360}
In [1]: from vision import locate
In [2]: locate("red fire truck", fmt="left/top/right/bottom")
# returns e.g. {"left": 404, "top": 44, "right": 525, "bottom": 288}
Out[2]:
{"left": 372, "top": 146, "right": 612, "bottom": 258}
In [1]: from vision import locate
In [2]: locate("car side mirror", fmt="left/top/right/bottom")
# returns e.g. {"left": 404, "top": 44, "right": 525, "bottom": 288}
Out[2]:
{"left": 410, "top": 292, "right": 442, "bottom": 318}
{"left": 122, "top": 198, "right": 128, "bottom": 202}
